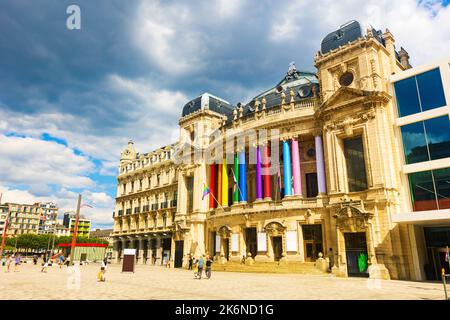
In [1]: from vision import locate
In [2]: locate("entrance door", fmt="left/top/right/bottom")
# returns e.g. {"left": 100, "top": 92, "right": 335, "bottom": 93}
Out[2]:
{"left": 223, "top": 238, "right": 229, "bottom": 260}
{"left": 174, "top": 240, "right": 184, "bottom": 268}
{"left": 161, "top": 238, "right": 171, "bottom": 266}
{"left": 306, "top": 173, "right": 318, "bottom": 198}
{"left": 302, "top": 224, "right": 323, "bottom": 261}
{"left": 245, "top": 228, "right": 257, "bottom": 258}
{"left": 344, "top": 232, "right": 369, "bottom": 277}
{"left": 272, "top": 237, "right": 282, "bottom": 261}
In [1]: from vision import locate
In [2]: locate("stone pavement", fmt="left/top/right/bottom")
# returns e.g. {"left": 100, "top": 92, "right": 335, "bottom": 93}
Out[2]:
{"left": 0, "top": 262, "right": 445, "bottom": 300}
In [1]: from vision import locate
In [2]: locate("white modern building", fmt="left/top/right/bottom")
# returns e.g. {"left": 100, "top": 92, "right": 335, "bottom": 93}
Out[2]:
{"left": 390, "top": 56, "right": 450, "bottom": 280}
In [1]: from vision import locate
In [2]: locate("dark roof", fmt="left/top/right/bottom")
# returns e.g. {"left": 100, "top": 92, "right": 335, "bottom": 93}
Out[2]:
{"left": 181, "top": 93, "right": 234, "bottom": 118}
{"left": 238, "top": 67, "right": 319, "bottom": 118}
{"left": 89, "top": 229, "right": 113, "bottom": 238}
{"left": 320, "top": 20, "right": 385, "bottom": 55}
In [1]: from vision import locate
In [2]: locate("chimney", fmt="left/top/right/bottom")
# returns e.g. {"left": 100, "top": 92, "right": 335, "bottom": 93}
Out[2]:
{"left": 398, "top": 47, "right": 412, "bottom": 69}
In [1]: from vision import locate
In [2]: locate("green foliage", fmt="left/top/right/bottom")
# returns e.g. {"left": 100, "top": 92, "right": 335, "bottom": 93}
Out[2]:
{"left": 4, "top": 234, "right": 108, "bottom": 250}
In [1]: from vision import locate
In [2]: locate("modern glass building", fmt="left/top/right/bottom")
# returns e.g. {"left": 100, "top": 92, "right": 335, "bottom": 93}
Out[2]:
{"left": 391, "top": 57, "right": 450, "bottom": 280}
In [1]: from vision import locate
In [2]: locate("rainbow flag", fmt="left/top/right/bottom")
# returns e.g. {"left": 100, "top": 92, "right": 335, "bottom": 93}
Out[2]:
{"left": 202, "top": 184, "right": 210, "bottom": 200}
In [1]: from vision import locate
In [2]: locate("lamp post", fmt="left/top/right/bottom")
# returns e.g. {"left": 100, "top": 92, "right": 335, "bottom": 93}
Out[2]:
{"left": 69, "top": 194, "right": 82, "bottom": 264}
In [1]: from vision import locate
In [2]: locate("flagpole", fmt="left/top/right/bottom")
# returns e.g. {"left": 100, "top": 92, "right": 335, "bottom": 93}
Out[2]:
{"left": 0, "top": 193, "right": 9, "bottom": 259}
{"left": 230, "top": 168, "right": 245, "bottom": 203}
{"left": 69, "top": 194, "right": 82, "bottom": 264}
{"left": 204, "top": 183, "right": 226, "bottom": 211}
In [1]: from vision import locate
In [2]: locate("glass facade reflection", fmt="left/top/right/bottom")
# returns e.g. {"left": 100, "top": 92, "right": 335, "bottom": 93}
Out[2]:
{"left": 408, "top": 168, "right": 450, "bottom": 211}
{"left": 394, "top": 68, "right": 446, "bottom": 117}
{"left": 401, "top": 115, "right": 450, "bottom": 164}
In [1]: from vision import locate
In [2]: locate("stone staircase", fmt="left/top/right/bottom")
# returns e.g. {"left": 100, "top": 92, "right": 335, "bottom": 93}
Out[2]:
{"left": 211, "top": 261, "right": 327, "bottom": 275}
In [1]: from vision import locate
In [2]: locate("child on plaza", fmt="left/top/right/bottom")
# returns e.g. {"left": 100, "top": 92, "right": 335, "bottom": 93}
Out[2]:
{"left": 5, "top": 254, "right": 12, "bottom": 272}
{"left": 98, "top": 258, "right": 107, "bottom": 282}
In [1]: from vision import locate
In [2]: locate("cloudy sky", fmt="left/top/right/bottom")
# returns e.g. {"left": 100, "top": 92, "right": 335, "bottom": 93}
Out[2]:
{"left": 0, "top": 0, "right": 449, "bottom": 228}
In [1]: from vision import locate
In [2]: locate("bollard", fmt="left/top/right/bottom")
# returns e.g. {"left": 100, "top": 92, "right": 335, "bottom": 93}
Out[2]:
{"left": 442, "top": 268, "right": 448, "bottom": 300}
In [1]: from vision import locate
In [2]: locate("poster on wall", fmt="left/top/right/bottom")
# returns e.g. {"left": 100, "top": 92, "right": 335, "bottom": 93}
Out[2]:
{"left": 286, "top": 230, "right": 298, "bottom": 252}
{"left": 231, "top": 233, "right": 239, "bottom": 252}
{"left": 215, "top": 235, "right": 221, "bottom": 253}
{"left": 257, "top": 232, "right": 267, "bottom": 252}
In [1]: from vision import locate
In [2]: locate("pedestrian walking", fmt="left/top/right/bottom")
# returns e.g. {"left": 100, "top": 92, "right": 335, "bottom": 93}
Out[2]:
{"left": 98, "top": 258, "right": 107, "bottom": 282}
{"left": 205, "top": 255, "right": 213, "bottom": 279}
{"left": 65, "top": 256, "right": 71, "bottom": 267}
{"left": 188, "top": 254, "right": 193, "bottom": 270}
{"left": 197, "top": 255, "right": 204, "bottom": 279}
{"left": 5, "top": 254, "right": 12, "bottom": 273}
{"left": 41, "top": 259, "right": 49, "bottom": 273}
{"left": 33, "top": 255, "right": 38, "bottom": 265}
{"left": 14, "top": 253, "right": 21, "bottom": 272}
{"left": 59, "top": 255, "right": 65, "bottom": 269}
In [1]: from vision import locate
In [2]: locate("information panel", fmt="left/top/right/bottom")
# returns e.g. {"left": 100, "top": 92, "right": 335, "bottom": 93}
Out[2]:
{"left": 215, "top": 235, "right": 221, "bottom": 253}
{"left": 231, "top": 233, "right": 239, "bottom": 252}
{"left": 257, "top": 232, "right": 267, "bottom": 252}
{"left": 286, "top": 230, "right": 298, "bottom": 252}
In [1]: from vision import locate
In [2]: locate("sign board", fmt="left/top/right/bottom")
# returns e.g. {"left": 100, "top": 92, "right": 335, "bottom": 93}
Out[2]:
{"left": 286, "top": 230, "right": 298, "bottom": 252}
{"left": 122, "top": 248, "right": 136, "bottom": 273}
{"left": 231, "top": 233, "right": 239, "bottom": 252}
{"left": 257, "top": 232, "right": 267, "bottom": 252}
{"left": 124, "top": 249, "right": 136, "bottom": 255}
{"left": 215, "top": 235, "right": 221, "bottom": 253}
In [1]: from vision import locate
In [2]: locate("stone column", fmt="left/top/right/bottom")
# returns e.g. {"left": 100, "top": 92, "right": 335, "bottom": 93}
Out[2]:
{"left": 262, "top": 144, "right": 272, "bottom": 200}
{"left": 291, "top": 138, "right": 302, "bottom": 196}
{"left": 315, "top": 134, "right": 327, "bottom": 194}
{"left": 255, "top": 146, "right": 263, "bottom": 200}
{"left": 156, "top": 236, "right": 162, "bottom": 265}
{"left": 239, "top": 150, "right": 247, "bottom": 202}
{"left": 233, "top": 153, "right": 239, "bottom": 204}
{"left": 113, "top": 240, "right": 120, "bottom": 264}
{"left": 209, "top": 164, "right": 216, "bottom": 209}
{"left": 217, "top": 163, "right": 222, "bottom": 205}
{"left": 138, "top": 238, "right": 145, "bottom": 264}
{"left": 282, "top": 140, "right": 292, "bottom": 197}
{"left": 222, "top": 157, "right": 228, "bottom": 206}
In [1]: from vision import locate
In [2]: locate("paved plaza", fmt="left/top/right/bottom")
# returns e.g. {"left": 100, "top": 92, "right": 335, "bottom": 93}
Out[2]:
{"left": 0, "top": 262, "right": 446, "bottom": 300}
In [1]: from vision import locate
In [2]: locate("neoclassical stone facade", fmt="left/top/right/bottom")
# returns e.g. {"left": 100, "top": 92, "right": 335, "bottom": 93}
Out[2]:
{"left": 112, "top": 21, "right": 420, "bottom": 280}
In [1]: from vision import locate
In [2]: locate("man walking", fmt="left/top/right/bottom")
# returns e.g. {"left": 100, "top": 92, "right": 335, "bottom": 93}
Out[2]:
{"left": 197, "top": 255, "right": 204, "bottom": 279}
{"left": 188, "top": 254, "right": 193, "bottom": 270}
{"left": 205, "top": 255, "right": 213, "bottom": 279}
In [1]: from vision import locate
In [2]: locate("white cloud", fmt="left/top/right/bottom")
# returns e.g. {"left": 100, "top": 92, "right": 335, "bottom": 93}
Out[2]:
{"left": 0, "top": 134, "right": 95, "bottom": 190}
{"left": 268, "top": 0, "right": 450, "bottom": 65}
{"left": 0, "top": 185, "right": 115, "bottom": 228}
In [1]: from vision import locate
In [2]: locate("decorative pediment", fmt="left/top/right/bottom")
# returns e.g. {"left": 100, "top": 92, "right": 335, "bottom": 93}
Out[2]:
{"left": 320, "top": 87, "right": 390, "bottom": 113}
{"left": 218, "top": 225, "right": 232, "bottom": 238}
{"left": 264, "top": 221, "right": 286, "bottom": 237}
{"left": 333, "top": 200, "right": 373, "bottom": 231}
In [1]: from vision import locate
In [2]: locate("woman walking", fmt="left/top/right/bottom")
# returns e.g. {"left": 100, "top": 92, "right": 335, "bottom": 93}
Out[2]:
{"left": 14, "top": 253, "right": 21, "bottom": 272}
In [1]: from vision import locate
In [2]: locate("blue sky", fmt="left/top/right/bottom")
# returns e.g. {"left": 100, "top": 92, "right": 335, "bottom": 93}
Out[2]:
{"left": 0, "top": 0, "right": 449, "bottom": 228}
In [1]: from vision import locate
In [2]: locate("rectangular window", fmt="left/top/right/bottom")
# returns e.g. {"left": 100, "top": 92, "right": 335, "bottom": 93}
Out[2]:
{"left": 394, "top": 76, "right": 421, "bottom": 117}
{"left": 343, "top": 136, "right": 368, "bottom": 192}
{"left": 408, "top": 167, "right": 450, "bottom": 211}
{"left": 394, "top": 68, "right": 447, "bottom": 117}
{"left": 416, "top": 68, "right": 447, "bottom": 112}
{"left": 186, "top": 177, "right": 194, "bottom": 213}
{"left": 401, "top": 115, "right": 450, "bottom": 164}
